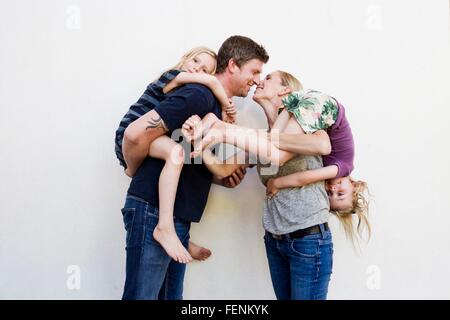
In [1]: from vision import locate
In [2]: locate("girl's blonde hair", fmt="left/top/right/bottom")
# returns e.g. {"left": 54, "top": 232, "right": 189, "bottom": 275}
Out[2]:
{"left": 332, "top": 178, "right": 371, "bottom": 246}
{"left": 172, "top": 46, "right": 218, "bottom": 74}
{"left": 276, "top": 70, "right": 303, "bottom": 92}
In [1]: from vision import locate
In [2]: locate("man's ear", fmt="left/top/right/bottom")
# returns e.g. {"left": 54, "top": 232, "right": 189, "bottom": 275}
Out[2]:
{"left": 227, "top": 58, "right": 239, "bottom": 74}
{"left": 278, "top": 86, "right": 292, "bottom": 97}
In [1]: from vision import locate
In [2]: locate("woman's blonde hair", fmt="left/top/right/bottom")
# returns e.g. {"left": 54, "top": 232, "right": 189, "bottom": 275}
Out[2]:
{"left": 332, "top": 178, "right": 371, "bottom": 247}
{"left": 276, "top": 70, "right": 303, "bottom": 92}
{"left": 172, "top": 46, "right": 218, "bottom": 74}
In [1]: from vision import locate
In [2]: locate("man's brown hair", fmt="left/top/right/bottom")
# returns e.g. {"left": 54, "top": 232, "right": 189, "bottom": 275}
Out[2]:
{"left": 216, "top": 35, "right": 269, "bottom": 74}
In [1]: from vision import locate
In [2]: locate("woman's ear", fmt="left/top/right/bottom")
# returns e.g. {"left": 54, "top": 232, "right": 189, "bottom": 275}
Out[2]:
{"left": 278, "top": 86, "right": 292, "bottom": 97}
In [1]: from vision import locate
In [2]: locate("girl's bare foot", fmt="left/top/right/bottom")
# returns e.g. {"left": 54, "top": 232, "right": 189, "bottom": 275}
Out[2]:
{"left": 201, "top": 112, "right": 221, "bottom": 130}
{"left": 188, "top": 241, "right": 212, "bottom": 261}
{"left": 191, "top": 121, "right": 226, "bottom": 158}
{"left": 153, "top": 225, "right": 193, "bottom": 264}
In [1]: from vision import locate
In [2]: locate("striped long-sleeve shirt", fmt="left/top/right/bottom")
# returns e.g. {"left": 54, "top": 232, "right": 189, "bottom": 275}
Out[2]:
{"left": 114, "top": 69, "right": 181, "bottom": 168}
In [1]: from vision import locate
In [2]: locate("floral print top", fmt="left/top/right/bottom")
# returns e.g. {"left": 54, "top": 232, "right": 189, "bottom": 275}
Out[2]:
{"left": 282, "top": 89, "right": 339, "bottom": 134}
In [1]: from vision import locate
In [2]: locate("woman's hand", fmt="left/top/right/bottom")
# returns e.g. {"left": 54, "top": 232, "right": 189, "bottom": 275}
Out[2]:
{"left": 266, "top": 178, "right": 280, "bottom": 198}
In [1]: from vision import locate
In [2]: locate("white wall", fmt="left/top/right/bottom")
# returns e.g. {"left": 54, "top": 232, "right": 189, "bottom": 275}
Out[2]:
{"left": 0, "top": 0, "right": 449, "bottom": 299}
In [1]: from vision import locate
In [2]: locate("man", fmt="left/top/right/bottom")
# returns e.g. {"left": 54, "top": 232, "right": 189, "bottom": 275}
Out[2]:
{"left": 120, "top": 35, "right": 269, "bottom": 300}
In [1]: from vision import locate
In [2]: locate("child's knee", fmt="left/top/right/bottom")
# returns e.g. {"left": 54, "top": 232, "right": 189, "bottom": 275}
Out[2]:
{"left": 123, "top": 126, "right": 141, "bottom": 146}
{"left": 167, "top": 144, "right": 185, "bottom": 166}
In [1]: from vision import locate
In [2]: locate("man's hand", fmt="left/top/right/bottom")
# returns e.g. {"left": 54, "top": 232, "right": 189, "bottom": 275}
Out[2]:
{"left": 219, "top": 166, "right": 247, "bottom": 188}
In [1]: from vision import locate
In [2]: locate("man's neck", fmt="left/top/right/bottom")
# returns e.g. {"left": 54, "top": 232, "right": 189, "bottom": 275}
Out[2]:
{"left": 215, "top": 73, "right": 233, "bottom": 98}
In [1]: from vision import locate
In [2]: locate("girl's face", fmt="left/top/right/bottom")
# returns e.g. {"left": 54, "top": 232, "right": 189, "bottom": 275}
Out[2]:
{"left": 253, "top": 72, "right": 285, "bottom": 101}
{"left": 326, "top": 176, "right": 355, "bottom": 211}
{"left": 181, "top": 52, "right": 216, "bottom": 74}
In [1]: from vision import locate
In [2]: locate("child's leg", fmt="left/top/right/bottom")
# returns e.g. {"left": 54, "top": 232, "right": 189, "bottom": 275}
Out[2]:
{"left": 197, "top": 113, "right": 297, "bottom": 166}
{"left": 188, "top": 241, "right": 212, "bottom": 261}
{"left": 149, "top": 136, "right": 193, "bottom": 264}
{"left": 184, "top": 113, "right": 218, "bottom": 142}
{"left": 122, "top": 109, "right": 167, "bottom": 177}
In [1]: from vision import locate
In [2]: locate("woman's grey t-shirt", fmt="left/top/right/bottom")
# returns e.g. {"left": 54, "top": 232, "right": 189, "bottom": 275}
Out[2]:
{"left": 257, "top": 155, "right": 330, "bottom": 235}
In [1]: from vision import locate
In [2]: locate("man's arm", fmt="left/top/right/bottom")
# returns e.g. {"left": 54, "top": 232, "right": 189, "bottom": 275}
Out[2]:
{"left": 202, "top": 149, "right": 251, "bottom": 179}
{"left": 212, "top": 166, "right": 248, "bottom": 188}
{"left": 205, "top": 149, "right": 250, "bottom": 188}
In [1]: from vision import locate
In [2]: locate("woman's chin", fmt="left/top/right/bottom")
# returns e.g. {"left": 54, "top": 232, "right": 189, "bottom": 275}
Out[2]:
{"left": 252, "top": 94, "right": 262, "bottom": 103}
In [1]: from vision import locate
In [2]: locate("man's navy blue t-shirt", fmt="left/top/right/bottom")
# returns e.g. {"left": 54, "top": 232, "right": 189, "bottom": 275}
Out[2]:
{"left": 127, "top": 83, "right": 222, "bottom": 223}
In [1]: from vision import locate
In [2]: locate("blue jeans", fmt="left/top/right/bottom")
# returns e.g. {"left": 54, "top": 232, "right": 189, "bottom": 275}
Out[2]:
{"left": 121, "top": 194, "right": 191, "bottom": 300}
{"left": 264, "top": 224, "right": 333, "bottom": 300}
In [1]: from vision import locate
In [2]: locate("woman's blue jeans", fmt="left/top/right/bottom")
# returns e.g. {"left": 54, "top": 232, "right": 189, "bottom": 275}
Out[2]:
{"left": 264, "top": 224, "right": 333, "bottom": 300}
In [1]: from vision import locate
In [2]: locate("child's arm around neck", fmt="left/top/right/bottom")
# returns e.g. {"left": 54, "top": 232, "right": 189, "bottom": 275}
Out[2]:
{"left": 163, "top": 72, "right": 230, "bottom": 110}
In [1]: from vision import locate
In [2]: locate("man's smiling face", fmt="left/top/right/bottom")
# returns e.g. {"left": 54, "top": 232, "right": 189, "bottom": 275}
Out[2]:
{"left": 231, "top": 58, "right": 264, "bottom": 97}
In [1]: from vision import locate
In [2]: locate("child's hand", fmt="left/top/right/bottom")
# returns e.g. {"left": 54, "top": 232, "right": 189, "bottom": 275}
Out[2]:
{"left": 222, "top": 111, "right": 235, "bottom": 124}
{"left": 222, "top": 99, "right": 237, "bottom": 124}
{"left": 182, "top": 115, "right": 202, "bottom": 143}
{"left": 266, "top": 178, "right": 280, "bottom": 199}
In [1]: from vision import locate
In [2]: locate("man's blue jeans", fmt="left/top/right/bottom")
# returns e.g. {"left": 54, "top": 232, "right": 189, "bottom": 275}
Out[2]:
{"left": 121, "top": 194, "right": 191, "bottom": 300}
{"left": 264, "top": 224, "right": 333, "bottom": 300}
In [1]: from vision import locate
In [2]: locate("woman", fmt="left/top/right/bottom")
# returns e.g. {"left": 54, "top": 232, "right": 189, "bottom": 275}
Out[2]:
{"left": 186, "top": 71, "right": 370, "bottom": 241}
{"left": 182, "top": 71, "right": 335, "bottom": 299}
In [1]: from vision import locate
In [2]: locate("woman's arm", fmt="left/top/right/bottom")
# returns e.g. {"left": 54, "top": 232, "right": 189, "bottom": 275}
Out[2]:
{"left": 267, "top": 165, "right": 338, "bottom": 196}
{"left": 163, "top": 72, "right": 230, "bottom": 109}
{"left": 269, "top": 130, "right": 332, "bottom": 156}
